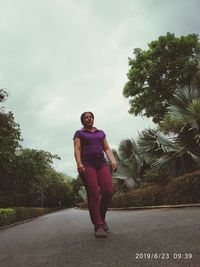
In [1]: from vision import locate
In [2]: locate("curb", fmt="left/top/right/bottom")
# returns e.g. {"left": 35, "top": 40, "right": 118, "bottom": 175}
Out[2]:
{"left": 108, "top": 203, "right": 200, "bottom": 211}
{"left": 0, "top": 218, "right": 33, "bottom": 231}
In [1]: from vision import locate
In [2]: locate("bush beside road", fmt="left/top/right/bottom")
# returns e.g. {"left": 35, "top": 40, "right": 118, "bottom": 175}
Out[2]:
{"left": 0, "top": 207, "right": 62, "bottom": 228}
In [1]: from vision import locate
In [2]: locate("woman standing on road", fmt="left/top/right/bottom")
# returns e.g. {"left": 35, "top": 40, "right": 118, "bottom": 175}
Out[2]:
{"left": 73, "top": 111, "right": 117, "bottom": 238}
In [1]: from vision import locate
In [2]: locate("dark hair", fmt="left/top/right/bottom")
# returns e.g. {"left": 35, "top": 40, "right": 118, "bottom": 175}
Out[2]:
{"left": 80, "top": 111, "right": 94, "bottom": 125}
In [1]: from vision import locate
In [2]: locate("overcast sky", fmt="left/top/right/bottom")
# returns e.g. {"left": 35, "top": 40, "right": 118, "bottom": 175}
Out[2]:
{"left": 1, "top": 0, "right": 200, "bottom": 177}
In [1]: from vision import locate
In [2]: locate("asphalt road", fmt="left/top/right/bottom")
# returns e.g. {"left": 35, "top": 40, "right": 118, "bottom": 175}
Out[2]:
{"left": 0, "top": 207, "right": 199, "bottom": 267}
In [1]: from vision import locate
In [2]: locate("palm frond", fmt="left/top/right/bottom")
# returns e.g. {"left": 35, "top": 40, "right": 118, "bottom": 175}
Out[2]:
{"left": 187, "top": 151, "right": 200, "bottom": 167}
{"left": 137, "top": 128, "right": 175, "bottom": 161}
{"left": 112, "top": 172, "right": 136, "bottom": 190}
{"left": 118, "top": 138, "right": 138, "bottom": 160}
{"left": 111, "top": 148, "right": 120, "bottom": 162}
{"left": 167, "top": 86, "right": 200, "bottom": 126}
{"left": 111, "top": 139, "right": 143, "bottom": 191}
{"left": 177, "top": 124, "right": 200, "bottom": 155}
{"left": 137, "top": 85, "right": 200, "bottom": 178}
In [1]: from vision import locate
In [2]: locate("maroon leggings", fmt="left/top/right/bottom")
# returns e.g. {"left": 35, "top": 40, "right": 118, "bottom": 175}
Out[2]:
{"left": 81, "top": 164, "right": 113, "bottom": 230}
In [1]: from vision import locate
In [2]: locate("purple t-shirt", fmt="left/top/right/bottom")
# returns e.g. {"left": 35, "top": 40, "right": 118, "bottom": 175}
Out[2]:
{"left": 73, "top": 128, "right": 107, "bottom": 166}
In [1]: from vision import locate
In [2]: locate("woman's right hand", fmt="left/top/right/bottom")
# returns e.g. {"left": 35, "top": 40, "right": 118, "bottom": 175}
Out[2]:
{"left": 77, "top": 163, "right": 85, "bottom": 174}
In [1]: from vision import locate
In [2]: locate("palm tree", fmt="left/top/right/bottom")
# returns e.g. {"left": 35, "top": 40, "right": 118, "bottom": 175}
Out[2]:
{"left": 110, "top": 138, "right": 144, "bottom": 192}
{"left": 138, "top": 85, "right": 200, "bottom": 178}
{"left": 137, "top": 128, "right": 194, "bottom": 178}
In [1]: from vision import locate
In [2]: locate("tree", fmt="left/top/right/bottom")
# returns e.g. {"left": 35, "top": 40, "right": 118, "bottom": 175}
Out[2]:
{"left": 68, "top": 176, "right": 84, "bottom": 204}
{"left": 0, "top": 89, "right": 22, "bottom": 205}
{"left": 123, "top": 33, "right": 200, "bottom": 123}
{"left": 137, "top": 85, "right": 200, "bottom": 178}
{"left": 0, "top": 89, "right": 8, "bottom": 103}
{"left": 43, "top": 168, "right": 73, "bottom": 208}
{"left": 11, "top": 148, "right": 60, "bottom": 206}
{"left": 0, "top": 89, "right": 22, "bottom": 171}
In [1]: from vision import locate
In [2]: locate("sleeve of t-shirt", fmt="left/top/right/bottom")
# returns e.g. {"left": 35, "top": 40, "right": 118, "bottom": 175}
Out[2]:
{"left": 73, "top": 130, "right": 81, "bottom": 140}
{"left": 101, "top": 130, "right": 106, "bottom": 139}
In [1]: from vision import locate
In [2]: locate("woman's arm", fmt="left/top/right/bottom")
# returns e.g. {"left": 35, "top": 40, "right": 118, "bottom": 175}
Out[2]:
{"left": 74, "top": 137, "right": 85, "bottom": 173}
{"left": 103, "top": 138, "right": 117, "bottom": 172}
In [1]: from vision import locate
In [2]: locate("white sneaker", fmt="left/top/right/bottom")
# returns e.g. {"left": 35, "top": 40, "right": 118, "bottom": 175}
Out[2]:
{"left": 95, "top": 228, "right": 107, "bottom": 238}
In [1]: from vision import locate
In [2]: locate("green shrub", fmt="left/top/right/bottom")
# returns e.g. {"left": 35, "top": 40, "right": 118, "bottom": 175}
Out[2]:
{"left": 111, "top": 184, "right": 165, "bottom": 208}
{"left": 0, "top": 208, "right": 16, "bottom": 227}
{"left": 14, "top": 207, "right": 43, "bottom": 221}
{"left": 111, "top": 170, "right": 200, "bottom": 208}
{"left": 165, "top": 170, "right": 200, "bottom": 204}
{"left": 143, "top": 169, "right": 170, "bottom": 185}
{"left": 14, "top": 207, "right": 61, "bottom": 221}
{"left": 0, "top": 207, "right": 62, "bottom": 227}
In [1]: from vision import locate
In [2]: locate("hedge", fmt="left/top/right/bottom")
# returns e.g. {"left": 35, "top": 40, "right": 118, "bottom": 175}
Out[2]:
{"left": 165, "top": 170, "right": 200, "bottom": 204}
{"left": 111, "top": 170, "right": 200, "bottom": 208}
{"left": 0, "top": 207, "right": 61, "bottom": 227}
{"left": 111, "top": 184, "right": 165, "bottom": 208}
{"left": 0, "top": 208, "right": 16, "bottom": 227}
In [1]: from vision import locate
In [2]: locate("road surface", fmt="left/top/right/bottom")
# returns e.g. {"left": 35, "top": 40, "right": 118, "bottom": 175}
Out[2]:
{"left": 0, "top": 207, "right": 199, "bottom": 267}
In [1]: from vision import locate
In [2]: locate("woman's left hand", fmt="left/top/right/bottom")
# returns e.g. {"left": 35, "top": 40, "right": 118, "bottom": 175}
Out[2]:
{"left": 111, "top": 161, "right": 117, "bottom": 172}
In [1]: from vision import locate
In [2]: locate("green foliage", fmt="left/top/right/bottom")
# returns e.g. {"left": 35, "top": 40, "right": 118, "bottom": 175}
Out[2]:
{"left": 0, "top": 110, "right": 22, "bottom": 172}
{"left": 14, "top": 207, "right": 43, "bottom": 221}
{"left": 111, "top": 170, "right": 200, "bottom": 208}
{"left": 137, "top": 128, "right": 178, "bottom": 178}
{"left": 13, "top": 207, "right": 60, "bottom": 220}
{"left": 138, "top": 85, "right": 200, "bottom": 178}
{"left": 142, "top": 168, "right": 170, "bottom": 186}
{"left": 138, "top": 128, "right": 173, "bottom": 163}
{"left": 0, "top": 145, "right": 73, "bottom": 208}
{"left": 123, "top": 33, "right": 200, "bottom": 122}
{"left": 0, "top": 89, "right": 22, "bottom": 205}
{"left": 167, "top": 85, "right": 200, "bottom": 127}
{"left": 0, "top": 148, "right": 62, "bottom": 207}
{"left": 165, "top": 170, "right": 200, "bottom": 204}
{"left": 78, "top": 186, "right": 87, "bottom": 202}
{"left": 0, "top": 208, "right": 16, "bottom": 226}
{"left": 159, "top": 114, "right": 185, "bottom": 134}
{"left": 43, "top": 168, "right": 74, "bottom": 208}
{"left": 138, "top": 127, "right": 199, "bottom": 178}
{"left": 0, "top": 89, "right": 8, "bottom": 104}
{"left": 111, "top": 184, "right": 165, "bottom": 208}
{"left": 111, "top": 139, "right": 144, "bottom": 191}
{"left": 0, "top": 207, "right": 62, "bottom": 227}
{"left": 68, "top": 176, "right": 84, "bottom": 204}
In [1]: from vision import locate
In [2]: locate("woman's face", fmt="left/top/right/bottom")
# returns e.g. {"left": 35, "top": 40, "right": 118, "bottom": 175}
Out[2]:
{"left": 83, "top": 112, "right": 94, "bottom": 127}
